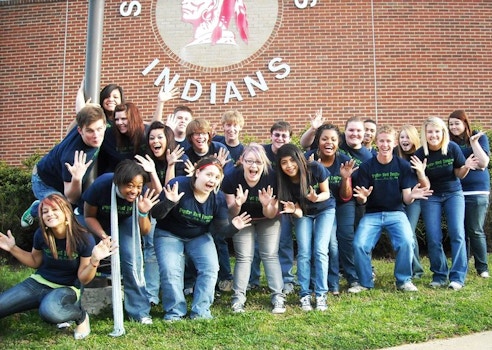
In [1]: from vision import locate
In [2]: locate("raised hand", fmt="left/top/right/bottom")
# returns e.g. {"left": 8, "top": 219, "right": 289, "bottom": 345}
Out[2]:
{"left": 163, "top": 182, "right": 185, "bottom": 203}
{"left": 184, "top": 159, "right": 195, "bottom": 176}
{"left": 214, "top": 147, "right": 231, "bottom": 167}
{"left": 166, "top": 113, "right": 178, "bottom": 130}
{"left": 138, "top": 188, "right": 160, "bottom": 213}
{"left": 258, "top": 185, "right": 276, "bottom": 207}
{"left": 157, "top": 86, "right": 180, "bottom": 103}
{"left": 309, "top": 108, "right": 325, "bottom": 129}
{"left": 410, "top": 155, "right": 427, "bottom": 175}
{"left": 280, "top": 200, "right": 296, "bottom": 214}
{"left": 306, "top": 186, "right": 319, "bottom": 203}
{"left": 166, "top": 145, "right": 185, "bottom": 166}
{"left": 340, "top": 159, "right": 358, "bottom": 179}
{"left": 65, "top": 150, "right": 93, "bottom": 181}
{"left": 410, "top": 183, "right": 433, "bottom": 200}
{"left": 234, "top": 184, "right": 249, "bottom": 208}
{"left": 0, "top": 230, "right": 16, "bottom": 252}
{"left": 91, "top": 237, "right": 118, "bottom": 261}
{"left": 231, "top": 212, "right": 252, "bottom": 230}
{"left": 353, "top": 185, "right": 373, "bottom": 202}
{"left": 135, "top": 154, "right": 157, "bottom": 174}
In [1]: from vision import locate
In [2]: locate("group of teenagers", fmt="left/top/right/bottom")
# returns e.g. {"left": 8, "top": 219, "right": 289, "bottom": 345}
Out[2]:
{"left": 0, "top": 81, "right": 490, "bottom": 340}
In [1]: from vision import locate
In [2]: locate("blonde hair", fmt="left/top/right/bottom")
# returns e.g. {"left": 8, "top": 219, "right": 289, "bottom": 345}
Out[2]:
{"left": 221, "top": 110, "right": 245, "bottom": 128}
{"left": 420, "top": 117, "right": 450, "bottom": 156}
{"left": 240, "top": 143, "right": 272, "bottom": 175}
{"left": 398, "top": 124, "right": 421, "bottom": 157}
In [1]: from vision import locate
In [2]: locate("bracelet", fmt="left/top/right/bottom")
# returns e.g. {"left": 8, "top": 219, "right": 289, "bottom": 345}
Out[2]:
{"left": 90, "top": 257, "right": 100, "bottom": 268}
{"left": 138, "top": 210, "right": 149, "bottom": 218}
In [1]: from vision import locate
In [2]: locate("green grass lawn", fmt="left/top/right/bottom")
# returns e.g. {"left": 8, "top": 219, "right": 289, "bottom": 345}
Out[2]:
{"left": 1, "top": 255, "right": 491, "bottom": 350}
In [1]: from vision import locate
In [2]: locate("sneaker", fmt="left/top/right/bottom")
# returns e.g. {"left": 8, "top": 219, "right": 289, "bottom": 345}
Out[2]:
{"left": 272, "top": 300, "right": 286, "bottom": 314}
{"left": 398, "top": 282, "right": 418, "bottom": 292}
{"left": 479, "top": 271, "right": 490, "bottom": 278}
{"left": 331, "top": 291, "right": 340, "bottom": 297}
{"left": 429, "top": 281, "right": 446, "bottom": 289}
{"left": 300, "top": 295, "right": 312, "bottom": 311}
{"left": 315, "top": 295, "right": 328, "bottom": 311}
{"left": 232, "top": 302, "right": 245, "bottom": 313}
{"left": 218, "top": 279, "right": 233, "bottom": 292}
{"left": 448, "top": 281, "right": 463, "bottom": 291}
{"left": 184, "top": 287, "right": 194, "bottom": 296}
{"left": 139, "top": 316, "right": 153, "bottom": 325}
{"left": 348, "top": 284, "right": 369, "bottom": 294}
{"left": 282, "top": 282, "right": 295, "bottom": 295}
{"left": 247, "top": 283, "right": 259, "bottom": 291}
{"left": 57, "top": 321, "right": 74, "bottom": 329}
{"left": 21, "top": 200, "right": 38, "bottom": 228}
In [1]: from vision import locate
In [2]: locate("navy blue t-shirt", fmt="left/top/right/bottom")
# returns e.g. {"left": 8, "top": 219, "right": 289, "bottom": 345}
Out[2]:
{"left": 81, "top": 173, "right": 136, "bottom": 232}
{"left": 455, "top": 132, "right": 490, "bottom": 193}
{"left": 221, "top": 166, "right": 277, "bottom": 219}
{"left": 36, "top": 127, "right": 100, "bottom": 194}
{"left": 414, "top": 141, "right": 466, "bottom": 194}
{"left": 33, "top": 228, "right": 94, "bottom": 286}
{"left": 98, "top": 122, "right": 149, "bottom": 174}
{"left": 185, "top": 141, "right": 234, "bottom": 173}
{"left": 155, "top": 176, "right": 229, "bottom": 238}
{"left": 356, "top": 156, "right": 417, "bottom": 213}
{"left": 286, "top": 161, "right": 335, "bottom": 215}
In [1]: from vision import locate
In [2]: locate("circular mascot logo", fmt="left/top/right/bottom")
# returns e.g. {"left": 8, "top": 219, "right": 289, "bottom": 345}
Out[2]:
{"left": 153, "top": 0, "right": 281, "bottom": 70}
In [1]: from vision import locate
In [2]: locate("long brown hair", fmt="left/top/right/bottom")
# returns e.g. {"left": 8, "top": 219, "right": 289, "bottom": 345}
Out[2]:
{"left": 448, "top": 110, "right": 472, "bottom": 145}
{"left": 38, "top": 194, "right": 90, "bottom": 259}
{"left": 114, "top": 102, "right": 146, "bottom": 154}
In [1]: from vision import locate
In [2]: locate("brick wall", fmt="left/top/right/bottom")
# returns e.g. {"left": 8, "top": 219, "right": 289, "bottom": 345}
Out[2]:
{"left": 1, "top": 0, "right": 491, "bottom": 166}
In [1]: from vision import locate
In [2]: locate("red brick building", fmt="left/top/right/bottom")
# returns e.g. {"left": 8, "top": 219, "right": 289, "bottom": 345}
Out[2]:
{"left": 1, "top": 0, "right": 491, "bottom": 166}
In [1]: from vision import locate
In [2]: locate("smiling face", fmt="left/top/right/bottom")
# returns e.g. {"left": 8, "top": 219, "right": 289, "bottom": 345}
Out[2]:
{"left": 148, "top": 128, "right": 168, "bottom": 159}
{"left": 175, "top": 110, "right": 193, "bottom": 136}
{"left": 280, "top": 155, "right": 299, "bottom": 179}
{"left": 318, "top": 129, "right": 339, "bottom": 158}
{"left": 363, "top": 121, "right": 377, "bottom": 146}
{"left": 376, "top": 132, "right": 395, "bottom": 161}
{"left": 425, "top": 124, "right": 443, "bottom": 151}
{"left": 194, "top": 164, "right": 223, "bottom": 194}
{"left": 102, "top": 88, "right": 122, "bottom": 113}
{"left": 118, "top": 175, "right": 144, "bottom": 203}
{"left": 344, "top": 121, "right": 364, "bottom": 149}
{"left": 114, "top": 110, "right": 129, "bottom": 135}
{"left": 191, "top": 131, "right": 210, "bottom": 154}
{"left": 270, "top": 129, "right": 291, "bottom": 153}
{"left": 399, "top": 130, "right": 414, "bottom": 153}
{"left": 241, "top": 151, "right": 264, "bottom": 185}
{"left": 41, "top": 202, "right": 67, "bottom": 230}
{"left": 223, "top": 122, "right": 241, "bottom": 145}
{"left": 448, "top": 118, "right": 466, "bottom": 138}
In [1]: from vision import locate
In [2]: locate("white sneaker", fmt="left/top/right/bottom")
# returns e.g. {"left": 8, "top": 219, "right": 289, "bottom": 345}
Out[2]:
{"left": 232, "top": 302, "right": 245, "bottom": 313}
{"left": 348, "top": 285, "right": 369, "bottom": 294}
{"left": 218, "top": 279, "right": 233, "bottom": 292}
{"left": 398, "top": 282, "right": 418, "bottom": 292}
{"left": 140, "top": 316, "right": 153, "bottom": 325}
{"left": 272, "top": 300, "right": 286, "bottom": 314}
{"left": 448, "top": 281, "right": 463, "bottom": 291}
{"left": 282, "top": 282, "right": 295, "bottom": 295}
{"left": 300, "top": 295, "right": 312, "bottom": 311}
{"left": 184, "top": 287, "right": 194, "bottom": 296}
{"left": 429, "top": 281, "right": 446, "bottom": 289}
{"left": 315, "top": 295, "right": 328, "bottom": 311}
{"left": 479, "top": 271, "right": 490, "bottom": 278}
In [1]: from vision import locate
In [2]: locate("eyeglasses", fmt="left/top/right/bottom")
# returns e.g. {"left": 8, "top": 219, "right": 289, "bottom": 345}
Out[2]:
{"left": 273, "top": 132, "right": 289, "bottom": 139}
{"left": 243, "top": 159, "right": 263, "bottom": 166}
{"left": 193, "top": 132, "right": 208, "bottom": 137}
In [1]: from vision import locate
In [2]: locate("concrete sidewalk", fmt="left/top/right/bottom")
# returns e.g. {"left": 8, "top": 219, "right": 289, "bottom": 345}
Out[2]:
{"left": 381, "top": 331, "right": 492, "bottom": 349}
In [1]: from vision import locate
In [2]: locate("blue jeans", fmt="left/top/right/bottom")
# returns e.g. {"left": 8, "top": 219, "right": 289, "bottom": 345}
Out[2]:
{"left": 464, "top": 194, "right": 490, "bottom": 274}
{"left": 294, "top": 208, "right": 335, "bottom": 297}
{"left": 353, "top": 211, "right": 414, "bottom": 288}
{"left": 404, "top": 200, "right": 424, "bottom": 278}
{"left": 0, "top": 278, "right": 85, "bottom": 325}
{"left": 420, "top": 192, "right": 468, "bottom": 285}
{"left": 232, "top": 218, "right": 284, "bottom": 305}
{"left": 118, "top": 216, "right": 151, "bottom": 320}
{"left": 143, "top": 218, "right": 160, "bottom": 304}
{"left": 328, "top": 217, "right": 340, "bottom": 292}
{"left": 154, "top": 229, "right": 219, "bottom": 320}
{"left": 336, "top": 201, "right": 359, "bottom": 284}
{"left": 30, "top": 172, "right": 63, "bottom": 216}
{"left": 214, "top": 235, "right": 233, "bottom": 281}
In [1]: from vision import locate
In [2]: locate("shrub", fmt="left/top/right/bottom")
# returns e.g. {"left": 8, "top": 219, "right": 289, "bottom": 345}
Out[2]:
{"left": 0, "top": 157, "right": 39, "bottom": 264}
